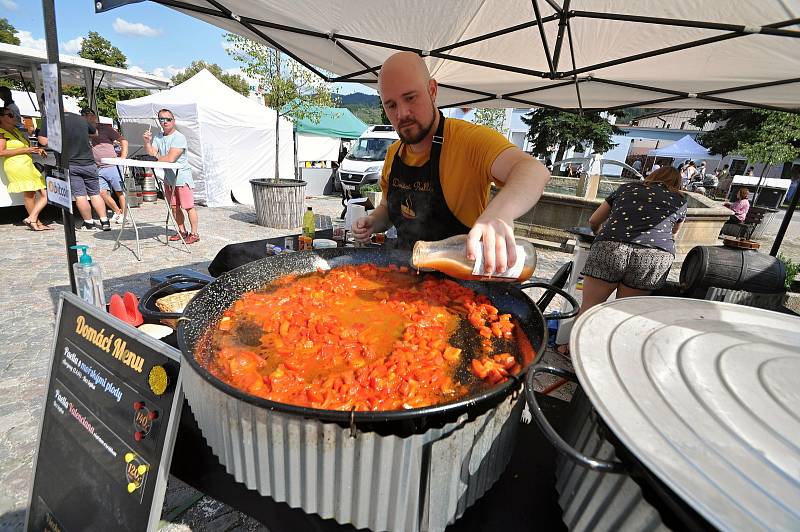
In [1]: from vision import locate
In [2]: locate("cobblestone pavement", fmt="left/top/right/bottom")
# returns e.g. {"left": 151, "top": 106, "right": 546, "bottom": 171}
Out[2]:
{"left": 0, "top": 195, "right": 574, "bottom": 531}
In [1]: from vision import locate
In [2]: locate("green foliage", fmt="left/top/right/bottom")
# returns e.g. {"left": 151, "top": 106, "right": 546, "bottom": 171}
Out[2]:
{"left": 172, "top": 60, "right": 250, "bottom": 96}
{"left": 341, "top": 104, "right": 383, "bottom": 125}
{"left": 61, "top": 32, "right": 146, "bottom": 118}
{"left": 359, "top": 183, "right": 382, "bottom": 193}
{"left": 0, "top": 18, "right": 20, "bottom": 45}
{"left": 473, "top": 108, "right": 506, "bottom": 134}
{"left": 225, "top": 33, "right": 336, "bottom": 179}
{"left": 333, "top": 92, "right": 385, "bottom": 125}
{"left": 225, "top": 33, "right": 335, "bottom": 123}
{"left": 778, "top": 254, "right": 799, "bottom": 291}
{"left": 522, "top": 109, "right": 623, "bottom": 157}
{"left": 734, "top": 110, "right": 800, "bottom": 168}
{"left": 692, "top": 110, "right": 763, "bottom": 156}
{"left": 79, "top": 31, "right": 127, "bottom": 68}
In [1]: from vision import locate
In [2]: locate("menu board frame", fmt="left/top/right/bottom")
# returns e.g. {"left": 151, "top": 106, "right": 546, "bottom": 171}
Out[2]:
{"left": 25, "top": 292, "right": 183, "bottom": 532}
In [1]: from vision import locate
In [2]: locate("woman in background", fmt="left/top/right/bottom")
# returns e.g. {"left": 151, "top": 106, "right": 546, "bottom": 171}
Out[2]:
{"left": 556, "top": 167, "right": 687, "bottom": 357}
{"left": 0, "top": 106, "right": 50, "bottom": 230}
{"left": 724, "top": 187, "right": 751, "bottom": 224}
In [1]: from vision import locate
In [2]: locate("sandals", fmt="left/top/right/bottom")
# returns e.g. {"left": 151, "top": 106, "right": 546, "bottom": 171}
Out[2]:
{"left": 168, "top": 231, "right": 189, "bottom": 241}
{"left": 23, "top": 219, "right": 52, "bottom": 231}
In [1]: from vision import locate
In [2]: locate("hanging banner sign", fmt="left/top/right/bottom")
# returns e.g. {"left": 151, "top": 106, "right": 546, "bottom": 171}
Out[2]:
{"left": 46, "top": 169, "right": 72, "bottom": 213}
{"left": 25, "top": 293, "right": 182, "bottom": 532}
{"left": 41, "top": 64, "right": 62, "bottom": 154}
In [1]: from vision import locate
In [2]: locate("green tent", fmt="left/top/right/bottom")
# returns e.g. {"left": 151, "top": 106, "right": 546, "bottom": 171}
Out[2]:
{"left": 291, "top": 106, "right": 368, "bottom": 139}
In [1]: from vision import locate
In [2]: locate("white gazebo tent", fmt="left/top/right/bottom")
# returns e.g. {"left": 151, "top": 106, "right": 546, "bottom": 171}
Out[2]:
{"left": 116, "top": 69, "right": 294, "bottom": 207}
{"left": 96, "top": 0, "right": 800, "bottom": 250}
{"left": 647, "top": 135, "right": 721, "bottom": 168}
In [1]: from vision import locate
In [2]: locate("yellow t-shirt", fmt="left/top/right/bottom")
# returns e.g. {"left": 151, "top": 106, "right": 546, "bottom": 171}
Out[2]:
{"left": 380, "top": 118, "right": 515, "bottom": 227}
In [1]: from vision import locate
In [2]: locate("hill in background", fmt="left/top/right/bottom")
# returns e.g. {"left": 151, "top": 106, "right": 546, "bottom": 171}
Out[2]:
{"left": 335, "top": 92, "right": 386, "bottom": 125}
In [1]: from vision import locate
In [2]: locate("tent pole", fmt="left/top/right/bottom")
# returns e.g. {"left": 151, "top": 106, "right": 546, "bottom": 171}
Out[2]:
{"left": 42, "top": 0, "right": 77, "bottom": 294}
{"left": 770, "top": 175, "right": 798, "bottom": 257}
{"left": 532, "top": 0, "right": 555, "bottom": 74}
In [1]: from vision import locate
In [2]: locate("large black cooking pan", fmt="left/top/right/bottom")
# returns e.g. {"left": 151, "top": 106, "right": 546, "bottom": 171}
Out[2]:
{"left": 178, "top": 247, "right": 577, "bottom": 435}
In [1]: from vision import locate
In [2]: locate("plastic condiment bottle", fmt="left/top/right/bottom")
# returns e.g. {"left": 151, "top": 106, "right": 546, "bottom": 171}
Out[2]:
{"left": 70, "top": 245, "right": 106, "bottom": 307}
{"left": 411, "top": 234, "right": 537, "bottom": 282}
{"left": 302, "top": 206, "right": 315, "bottom": 240}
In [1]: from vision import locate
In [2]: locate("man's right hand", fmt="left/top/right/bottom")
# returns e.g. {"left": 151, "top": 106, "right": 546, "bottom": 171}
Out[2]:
{"left": 352, "top": 215, "right": 376, "bottom": 243}
{"left": 142, "top": 130, "right": 152, "bottom": 143}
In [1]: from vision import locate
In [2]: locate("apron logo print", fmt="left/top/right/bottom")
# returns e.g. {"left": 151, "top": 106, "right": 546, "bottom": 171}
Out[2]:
{"left": 401, "top": 196, "right": 416, "bottom": 219}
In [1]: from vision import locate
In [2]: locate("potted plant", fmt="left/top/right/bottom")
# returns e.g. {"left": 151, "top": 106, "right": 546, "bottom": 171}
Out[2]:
{"left": 360, "top": 183, "right": 382, "bottom": 209}
{"left": 226, "top": 33, "right": 335, "bottom": 228}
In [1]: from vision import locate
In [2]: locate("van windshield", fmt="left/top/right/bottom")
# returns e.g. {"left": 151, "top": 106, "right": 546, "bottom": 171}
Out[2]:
{"left": 346, "top": 138, "right": 395, "bottom": 161}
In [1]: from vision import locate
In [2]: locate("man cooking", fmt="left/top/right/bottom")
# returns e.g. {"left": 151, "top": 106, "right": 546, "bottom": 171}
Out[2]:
{"left": 352, "top": 52, "right": 550, "bottom": 274}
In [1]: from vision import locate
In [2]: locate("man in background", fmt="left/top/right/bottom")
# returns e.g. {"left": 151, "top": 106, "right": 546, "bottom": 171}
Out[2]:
{"left": 38, "top": 111, "right": 110, "bottom": 231}
{"left": 82, "top": 109, "right": 128, "bottom": 224}
{"left": 142, "top": 108, "right": 199, "bottom": 244}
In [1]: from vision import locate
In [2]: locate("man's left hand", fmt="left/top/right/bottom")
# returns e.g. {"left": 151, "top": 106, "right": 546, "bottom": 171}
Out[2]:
{"left": 466, "top": 217, "right": 517, "bottom": 274}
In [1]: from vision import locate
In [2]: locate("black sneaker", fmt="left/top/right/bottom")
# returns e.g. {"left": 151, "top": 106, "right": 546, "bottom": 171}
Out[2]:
{"left": 80, "top": 222, "right": 99, "bottom": 232}
{"left": 100, "top": 220, "right": 111, "bottom": 231}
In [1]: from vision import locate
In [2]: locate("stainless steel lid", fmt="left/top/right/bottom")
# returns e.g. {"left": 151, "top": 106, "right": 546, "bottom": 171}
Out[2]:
{"left": 571, "top": 297, "right": 800, "bottom": 531}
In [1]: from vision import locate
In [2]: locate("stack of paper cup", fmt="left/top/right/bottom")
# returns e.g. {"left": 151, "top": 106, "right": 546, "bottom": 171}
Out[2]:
{"left": 344, "top": 198, "right": 368, "bottom": 230}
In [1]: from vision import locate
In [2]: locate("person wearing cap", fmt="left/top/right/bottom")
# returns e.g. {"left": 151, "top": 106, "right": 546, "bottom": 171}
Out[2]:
{"left": 142, "top": 108, "right": 199, "bottom": 244}
{"left": 38, "top": 111, "right": 111, "bottom": 231}
{"left": 352, "top": 51, "right": 549, "bottom": 274}
{"left": 81, "top": 109, "right": 128, "bottom": 224}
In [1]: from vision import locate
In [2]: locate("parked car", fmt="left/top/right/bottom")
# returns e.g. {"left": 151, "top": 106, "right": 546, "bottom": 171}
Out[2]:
{"left": 334, "top": 125, "right": 399, "bottom": 192}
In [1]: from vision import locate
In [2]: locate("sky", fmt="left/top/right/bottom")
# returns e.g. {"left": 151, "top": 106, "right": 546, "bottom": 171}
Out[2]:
{"left": 0, "top": 0, "right": 371, "bottom": 94}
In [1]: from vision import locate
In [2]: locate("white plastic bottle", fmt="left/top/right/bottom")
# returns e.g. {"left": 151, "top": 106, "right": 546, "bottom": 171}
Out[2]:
{"left": 71, "top": 245, "right": 106, "bottom": 308}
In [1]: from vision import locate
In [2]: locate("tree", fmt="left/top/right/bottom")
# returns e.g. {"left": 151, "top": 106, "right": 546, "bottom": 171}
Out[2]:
{"left": 0, "top": 18, "right": 20, "bottom": 45}
{"left": 691, "top": 110, "right": 763, "bottom": 155}
{"left": 473, "top": 108, "right": 506, "bottom": 134}
{"left": 172, "top": 60, "right": 250, "bottom": 96}
{"left": 63, "top": 31, "right": 146, "bottom": 118}
{"left": 522, "top": 109, "right": 623, "bottom": 171}
{"left": 79, "top": 31, "right": 127, "bottom": 68}
{"left": 225, "top": 33, "right": 336, "bottom": 179}
{"left": 735, "top": 110, "right": 800, "bottom": 176}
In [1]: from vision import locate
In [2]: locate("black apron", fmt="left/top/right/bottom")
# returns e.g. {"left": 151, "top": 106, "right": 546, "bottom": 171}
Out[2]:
{"left": 386, "top": 111, "right": 470, "bottom": 249}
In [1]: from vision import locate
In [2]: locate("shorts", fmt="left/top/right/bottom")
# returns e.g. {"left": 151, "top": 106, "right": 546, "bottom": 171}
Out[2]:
{"left": 68, "top": 164, "right": 100, "bottom": 198}
{"left": 164, "top": 184, "right": 194, "bottom": 209}
{"left": 98, "top": 166, "right": 123, "bottom": 192}
{"left": 582, "top": 240, "right": 674, "bottom": 291}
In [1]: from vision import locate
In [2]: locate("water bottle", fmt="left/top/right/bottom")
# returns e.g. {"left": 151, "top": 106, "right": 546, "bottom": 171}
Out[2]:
{"left": 70, "top": 245, "right": 106, "bottom": 308}
{"left": 302, "top": 207, "right": 315, "bottom": 240}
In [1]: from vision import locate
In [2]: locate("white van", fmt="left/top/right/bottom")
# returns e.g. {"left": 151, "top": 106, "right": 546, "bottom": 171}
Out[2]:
{"left": 335, "top": 124, "right": 399, "bottom": 193}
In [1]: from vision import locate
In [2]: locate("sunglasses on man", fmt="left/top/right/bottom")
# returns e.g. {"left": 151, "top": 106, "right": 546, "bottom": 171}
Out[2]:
{"left": 158, "top": 117, "right": 174, "bottom": 123}
{"left": 2, "top": 113, "right": 14, "bottom": 118}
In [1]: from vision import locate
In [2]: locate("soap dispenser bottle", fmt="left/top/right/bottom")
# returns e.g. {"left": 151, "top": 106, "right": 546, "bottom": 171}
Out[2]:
{"left": 70, "top": 245, "right": 106, "bottom": 308}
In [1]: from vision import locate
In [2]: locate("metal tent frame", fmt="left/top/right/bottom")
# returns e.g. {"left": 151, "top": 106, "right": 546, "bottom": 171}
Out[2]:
{"left": 98, "top": 0, "right": 800, "bottom": 115}
{"left": 93, "top": 0, "right": 800, "bottom": 255}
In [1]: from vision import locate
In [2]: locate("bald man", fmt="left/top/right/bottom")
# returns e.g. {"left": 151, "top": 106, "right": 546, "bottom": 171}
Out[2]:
{"left": 352, "top": 52, "right": 550, "bottom": 274}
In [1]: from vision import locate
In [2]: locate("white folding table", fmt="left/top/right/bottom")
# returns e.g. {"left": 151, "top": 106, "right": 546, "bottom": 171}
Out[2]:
{"left": 100, "top": 157, "right": 188, "bottom": 261}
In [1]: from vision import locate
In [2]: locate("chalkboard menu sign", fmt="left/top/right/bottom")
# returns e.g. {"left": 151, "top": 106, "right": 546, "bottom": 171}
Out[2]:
{"left": 26, "top": 292, "right": 183, "bottom": 532}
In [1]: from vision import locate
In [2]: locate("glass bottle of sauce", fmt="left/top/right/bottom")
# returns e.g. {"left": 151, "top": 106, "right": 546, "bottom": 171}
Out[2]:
{"left": 411, "top": 234, "right": 536, "bottom": 282}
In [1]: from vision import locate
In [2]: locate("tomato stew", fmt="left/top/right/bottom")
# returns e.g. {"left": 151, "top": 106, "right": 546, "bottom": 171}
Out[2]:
{"left": 197, "top": 264, "right": 534, "bottom": 411}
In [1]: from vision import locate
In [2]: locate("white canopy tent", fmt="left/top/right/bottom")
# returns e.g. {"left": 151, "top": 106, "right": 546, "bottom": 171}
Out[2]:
{"left": 98, "top": 1, "right": 800, "bottom": 113}
{"left": 96, "top": 0, "right": 800, "bottom": 253}
{"left": 116, "top": 69, "right": 294, "bottom": 207}
{"left": 647, "top": 135, "right": 721, "bottom": 163}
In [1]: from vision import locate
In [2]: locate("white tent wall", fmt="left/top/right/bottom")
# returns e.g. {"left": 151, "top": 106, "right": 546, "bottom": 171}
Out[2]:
{"left": 297, "top": 133, "right": 340, "bottom": 162}
{"left": 116, "top": 69, "right": 295, "bottom": 208}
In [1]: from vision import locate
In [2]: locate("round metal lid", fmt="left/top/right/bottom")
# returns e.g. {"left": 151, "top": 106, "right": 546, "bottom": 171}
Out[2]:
{"left": 571, "top": 297, "right": 800, "bottom": 531}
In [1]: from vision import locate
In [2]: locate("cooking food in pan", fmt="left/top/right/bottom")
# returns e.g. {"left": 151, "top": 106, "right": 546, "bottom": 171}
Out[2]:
{"left": 197, "top": 264, "right": 534, "bottom": 411}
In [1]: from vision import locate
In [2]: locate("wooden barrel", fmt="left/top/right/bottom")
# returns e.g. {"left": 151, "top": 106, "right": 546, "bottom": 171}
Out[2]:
{"left": 680, "top": 246, "right": 787, "bottom": 294}
{"left": 250, "top": 179, "right": 307, "bottom": 229}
